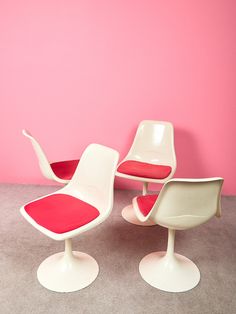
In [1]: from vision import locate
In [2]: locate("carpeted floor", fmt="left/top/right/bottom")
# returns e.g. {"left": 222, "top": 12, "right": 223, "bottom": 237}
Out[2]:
{"left": 0, "top": 184, "right": 236, "bottom": 314}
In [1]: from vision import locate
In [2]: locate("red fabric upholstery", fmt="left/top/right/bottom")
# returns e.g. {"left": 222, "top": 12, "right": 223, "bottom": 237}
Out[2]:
{"left": 136, "top": 194, "right": 158, "bottom": 217}
{"left": 50, "top": 160, "right": 79, "bottom": 180}
{"left": 117, "top": 160, "right": 172, "bottom": 179}
{"left": 24, "top": 194, "right": 100, "bottom": 234}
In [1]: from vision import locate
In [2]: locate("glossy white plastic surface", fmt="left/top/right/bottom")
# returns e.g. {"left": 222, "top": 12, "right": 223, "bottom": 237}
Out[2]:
{"left": 37, "top": 239, "right": 99, "bottom": 292}
{"left": 121, "top": 205, "right": 155, "bottom": 226}
{"left": 139, "top": 251, "right": 200, "bottom": 292}
{"left": 116, "top": 121, "right": 176, "bottom": 225}
{"left": 22, "top": 129, "right": 71, "bottom": 184}
{"left": 20, "top": 144, "right": 119, "bottom": 292}
{"left": 133, "top": 178, "right": 223, "bottom": 292}
{"left": 133, "top": 178, "right": 223, "bottom": 228}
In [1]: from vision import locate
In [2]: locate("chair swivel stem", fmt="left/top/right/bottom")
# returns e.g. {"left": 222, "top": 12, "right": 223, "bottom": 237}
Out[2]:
{"left": 166, "top": 229, "right": 175, "bottom": 257}
{"left": 142, "top": 182, "right": 148, "bottom": 195}
{"left": 64, "top": 238, "right": 73, "bottom": 259}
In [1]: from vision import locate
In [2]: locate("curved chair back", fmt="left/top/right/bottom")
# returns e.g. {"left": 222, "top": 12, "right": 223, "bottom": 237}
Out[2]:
{"left": 125, "top": 120, "right": 176, "bottom": 172}
{"left": 22, "top": 129, "right": 53, "bottom": 180}
{"left": 150, "top": 178, "right": 223, "bottom": 230}
{"left": 64, "top": 144, "right": 119, "bottom": 215}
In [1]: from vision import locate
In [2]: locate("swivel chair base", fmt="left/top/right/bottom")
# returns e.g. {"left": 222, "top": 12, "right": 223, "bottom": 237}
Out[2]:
{"left": 139, "top": 251, "right": 200, "bottom": 292}
{"left": 37, "top": 250, "right": 99, "bottom": 292}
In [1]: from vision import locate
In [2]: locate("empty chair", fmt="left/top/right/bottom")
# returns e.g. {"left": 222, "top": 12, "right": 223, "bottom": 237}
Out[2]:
{"left": 132, "top": 178, "right": 223, "bottom": 292}
{"left": 22, "top": 129, "right": 79, "bottom": 184}
{"left": 116, "top": 120, "right": 176, "bottom": 226}
{"left": 20, "top": 144, "right": 119, "bottom": 292}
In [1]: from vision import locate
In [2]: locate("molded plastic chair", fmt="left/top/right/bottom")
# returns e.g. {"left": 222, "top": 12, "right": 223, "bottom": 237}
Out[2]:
{"left": 20, "top": 144, "right": 119, "bottom": 292}
{"left": 116, "top": 120, "right": 176, "bottom": 226}
{"left": 22, "top": 129, "right": 79, "bottom": 184}
{"left": 133, "top": 178, "right": 223, "bottom": 292}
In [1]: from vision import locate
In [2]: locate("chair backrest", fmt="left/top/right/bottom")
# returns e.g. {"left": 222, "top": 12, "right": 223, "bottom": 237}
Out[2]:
{"left": 125, "top": 120, "right": 176, "bottom": 170}
{"left": 22, "top": 129, "right": 53, "bottom": 180}
{"left": 64, "top": 143, "right": 119, "bottom": 215}
{"left": 150, "top": 178, "right": 223, "bottom": 230}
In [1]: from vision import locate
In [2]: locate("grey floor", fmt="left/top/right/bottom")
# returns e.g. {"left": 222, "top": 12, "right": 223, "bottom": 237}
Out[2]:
{"left": 0, "top": 184, "right": 236, "bottom": 314}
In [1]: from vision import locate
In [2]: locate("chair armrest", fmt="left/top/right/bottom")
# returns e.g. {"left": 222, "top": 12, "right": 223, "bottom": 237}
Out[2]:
{"left": 132, "top": 196, "right": 151, "bottom": 222}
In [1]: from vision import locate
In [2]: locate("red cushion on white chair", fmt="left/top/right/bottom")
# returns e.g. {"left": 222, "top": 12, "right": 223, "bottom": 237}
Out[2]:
{"left": 117, "top": 160, "right": 172, "bottom": 179}
{"left": 136, "top": 194, "right": 158, "bottom": 217}
{"left": 50, "top": 160, "right": 79, "bottom": 180}
{"left": 24, "top": 194, "right": 100, "bottom": 234}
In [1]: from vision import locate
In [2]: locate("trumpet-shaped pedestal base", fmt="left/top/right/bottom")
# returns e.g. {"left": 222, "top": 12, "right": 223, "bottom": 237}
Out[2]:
{"left": 139, "top": 251, "right": 200, "bottom": 292}
{"left": 122, "top": 205, "right": 155, "bottom": 226}
{"left": 37, "top": 251, "right": 99, "bottom": 292}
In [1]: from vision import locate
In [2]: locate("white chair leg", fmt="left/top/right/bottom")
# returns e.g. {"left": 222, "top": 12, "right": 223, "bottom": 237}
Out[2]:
{"left": 37, "top": 238, "right": 99, "bottom": 292}
{"left": 121, "top": 182, "right": 156, "bottom": 226}
{"left": 142, "top": 181, "right": 148, "bottom": 195}
{"left": 139, "top": 229, "right": 200, "bottom": 292}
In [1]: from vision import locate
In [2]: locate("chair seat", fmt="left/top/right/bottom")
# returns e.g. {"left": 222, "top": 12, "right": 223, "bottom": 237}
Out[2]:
{"left": 50, "top": 160, "right": 79, "bottom": 180}
{"left": 117, "top": 160, "right": 172, "bottom": 179}
{"left": 24, "top": 194, "right": 100, "bottom": 234}
{"left": 136, "top": 194, "right": 158, "bottom": 216}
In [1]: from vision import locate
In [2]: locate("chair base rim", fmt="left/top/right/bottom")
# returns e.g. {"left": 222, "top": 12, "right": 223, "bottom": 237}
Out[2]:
{"left": 139, "top": 251, "right": 200, "bottom": 292}
{"left": 121, "top": 205, "right": 155, "bottom": 226}
{"left": 37, "top": 251, "right": 99, "bottom": 292}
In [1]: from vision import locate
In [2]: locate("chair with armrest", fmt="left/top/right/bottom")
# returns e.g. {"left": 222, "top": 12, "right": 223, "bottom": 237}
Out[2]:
{"left": 20, "top": 143, "right": 119, "bottom": 292}
{"left": 116, "top": 120, "right": 176, "bottom": 226}
{"left": 133, "top": 178, "right": 223, "bottom": 292}
{"left": 22, "top": 129, "right": 79, "bottom": 184}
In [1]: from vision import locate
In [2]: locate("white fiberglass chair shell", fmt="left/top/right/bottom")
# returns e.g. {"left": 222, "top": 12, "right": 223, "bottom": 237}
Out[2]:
{"left": 133, "top": 178, "right": 223, "bottom": 292}
{"left": 116, "top": 120, "right": 176, "bottom": 226}
{"left": 20, "top": 144, "right": 119, "bottom": 292}
{"left": 22, "top": 129, "right": 79, "bottom": 184}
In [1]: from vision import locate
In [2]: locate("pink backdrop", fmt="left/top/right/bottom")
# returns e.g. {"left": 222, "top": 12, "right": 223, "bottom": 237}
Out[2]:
{"left": 0, "top": 0, "right": 235, "bottom": 194}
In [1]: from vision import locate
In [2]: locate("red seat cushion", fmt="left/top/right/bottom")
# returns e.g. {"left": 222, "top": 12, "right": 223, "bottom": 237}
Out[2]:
{"left": 136, "top": 194, "right": 158, "bottom": 217}
{"left": 24, "top": 194, "right": 100, "bottom": 234}
{"left": 117, "top": 160, "right": 172, "bottom": 179}
{"left": 50, "top": 160, "right": 79, "bottom": 180}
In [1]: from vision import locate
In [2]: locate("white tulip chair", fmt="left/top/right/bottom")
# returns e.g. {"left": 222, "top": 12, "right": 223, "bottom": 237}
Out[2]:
{"left": 133, "top": 178, "right": 223, "bottom": 292}
{"left": 116, "top": 120, "right": 176, "bottom": 226}
{"left": 20, "top": 144, "right": 119, "bottom": 292}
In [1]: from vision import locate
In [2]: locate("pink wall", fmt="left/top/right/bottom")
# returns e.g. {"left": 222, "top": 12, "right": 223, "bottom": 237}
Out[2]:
{"left": 0, "top": 0, "right": 235, "bottom": 194}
